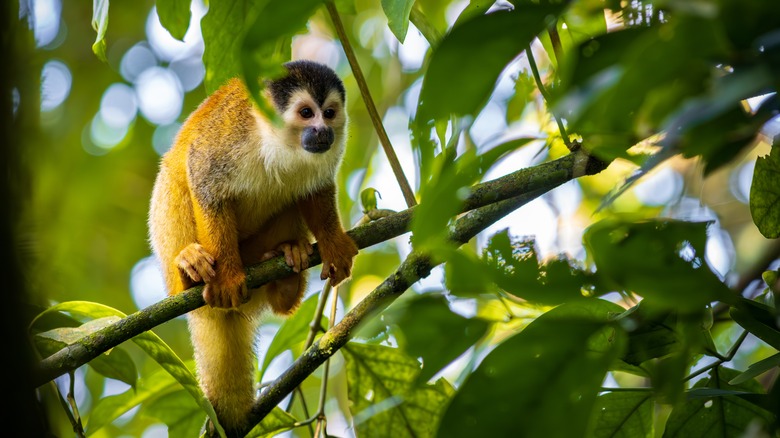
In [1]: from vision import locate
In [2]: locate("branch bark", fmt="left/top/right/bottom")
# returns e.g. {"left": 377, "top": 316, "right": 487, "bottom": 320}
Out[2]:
{"left": 32, "top": 149, "right": 606, "bottom": 389}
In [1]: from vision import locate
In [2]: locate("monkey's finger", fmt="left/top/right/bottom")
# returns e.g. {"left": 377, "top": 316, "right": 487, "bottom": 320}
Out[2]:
{"left": 179, "top": 261, "right": 202, "bottom": 282}
{"left": 279, "top": 243, "right": 294, "bottom": 267}
{"left": 291, "top": 245, "right": 302, "bottom": 273}
{"left": 305, "top": 241, "right": 313, "bottom": 255}
{"left": 196, "top": 260, "right": 216, "bottom": 282}
{"left": 321, "top": 261, "right": 331, "bottom": 280}
{"left": 198, "top": 249, "right": 215, "bottom": 266}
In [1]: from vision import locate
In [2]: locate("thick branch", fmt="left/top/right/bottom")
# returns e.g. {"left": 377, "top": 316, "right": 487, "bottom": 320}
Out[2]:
{"left": 32, "top": 149, "right": 605, "bottom": 388}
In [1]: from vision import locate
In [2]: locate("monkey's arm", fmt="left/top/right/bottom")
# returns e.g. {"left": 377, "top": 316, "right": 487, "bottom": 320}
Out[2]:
{"left": 191, "top": 199, "right": 248, "bottom": 308}
{"left": 299, "top": 184, "right": 358, "bottom": 286}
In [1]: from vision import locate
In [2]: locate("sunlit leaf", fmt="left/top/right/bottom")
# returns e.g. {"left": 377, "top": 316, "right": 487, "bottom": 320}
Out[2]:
{"left": 360, "top": 188, "right": 381, "bottom": 213}
{"left": 244, "top": 407, "right": 298, "bottom": 438}
{"left": 583, "top": 219, "right": 734, "bottom": 311}
{"left": 343, "top": 342, "right": 454, "bottom": 437}
{"left": 438, "top": 300, "right": 626, "bottom": 437}
{"left": 260, "top": 293, "right": 321, "bottom": 378}
{"left": 587, "top": 391, "right": 654, "bottom": 438}
{"left": 91, "top": 0, "right": 109, "bottom": 61}
{"left": 750, "top": 145, "right": 780, "bottom": 239}
{"left": 417, "top": 3, "right": 568, "bottom": 122}
{"left": 384, "top": 293, "right": 490, "bottom": 384}
{"left": 156, "top": 0, "right": 192, "bottom": 41}
{"left": 664, "top": 367, "right": 774, "bottom": 437}
{"left": 381, "top": 0, "right": 415, "bottom": 42}
{"left": 34, "top": 301, "right": 226, "bottom": 438}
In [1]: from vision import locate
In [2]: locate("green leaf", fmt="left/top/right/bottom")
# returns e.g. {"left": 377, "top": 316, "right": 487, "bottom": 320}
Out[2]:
{"left": 750, "top": 146, "right": 780, "bottom": 239}
{"left": 91, "top": 0, "right": 109, "bottom": 62}
{"left": 417, "top": 3, "right": 567, "bottom": 122}
{"left": 143, "top": 389, "right": 205, "bottom": 438}
{"left": 381, "top": 0, "right": 415, "bottom": 42}
{"left": 443, "top": 247, "right": 496, "bottom": 296}
{"left": 261, "top": 293, "right": 321, "bottom": 378}
{"left": 621, "top": 311, "right": 679, "bottom": 366}
{"left": 34, "top": 317, "right": 138, "bottom": 388}
{"left": 343, "top": 342, "right": 454, "bottom": 438}
{"left": 87, "top": 367, "right": 181, "bottom": 435}
{"left": 730, "top": 353, "right": 780, "bottom": 386}
{"left": 244, "top": 407, "right": 298, "bottom": 438}
{"left": 360, "top": 188, "right": 381, "bottom": 213}
{"left": 482, "top": 230, "right": 598, "bottom": 305}
{"left": 452, "top": 0, "right": 495, "bottom": 27}
{"left": 730, "top": 299, "right": 780, "bottom": 350}
{"left": 201, "top": 0, "right": 263, "bottom": 93}
{"left": 384, "top": 293, "right": 490, "bottom": 385}
{"left": 412, "top": 138, "right": 534, "bottom": 250}
{"left": 583, "top": 219, "right": 734, "bottom": 311}
{"left": 587, "top": 392, "right": 654, "bottom": 438}
{"left": 663, "top": 367, "right": 775, "bottom": 437}
{"left": 34, "top": 301, "right": 226, "bottom": 438}
{"left": 438, "top": 300, "right": 626, "bottom": 438}
{"left": 156, "top": 0, "right": 192, "bottom": 41}
{"left": 240, "top": 0, "right": 323, "bottom": 122}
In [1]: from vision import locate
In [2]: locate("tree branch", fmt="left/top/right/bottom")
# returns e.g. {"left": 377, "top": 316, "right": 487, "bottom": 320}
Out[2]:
{"left": 236, "top": 189, "right": 547, "bottom": 437}
{"left": 32, "top": 149, "right": 606, "bottom": 388}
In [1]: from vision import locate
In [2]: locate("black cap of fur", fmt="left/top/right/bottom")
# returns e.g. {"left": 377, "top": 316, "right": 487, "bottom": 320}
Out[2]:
{"left": 267, "top": 60, "right": 346, "bottom": 112}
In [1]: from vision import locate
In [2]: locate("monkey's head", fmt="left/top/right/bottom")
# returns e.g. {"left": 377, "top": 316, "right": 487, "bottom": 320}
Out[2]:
{"left": 267, "top": 60, "right": 347, "bottom": 154}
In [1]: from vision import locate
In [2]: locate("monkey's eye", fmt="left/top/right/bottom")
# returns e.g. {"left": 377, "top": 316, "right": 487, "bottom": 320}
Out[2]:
{"left": 300, "top": 107, "right": 314, "bottom": 119}
{"left": 323, "top": 108, "right": 336, "bottom": 119}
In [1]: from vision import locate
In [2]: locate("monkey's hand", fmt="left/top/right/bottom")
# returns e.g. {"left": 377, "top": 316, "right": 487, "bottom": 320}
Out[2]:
{"left": 262, "top": 240, "right": 314, "bottom": 273}
{"left": 318, "top": 232, "right": 358, "bottom": 286}
{"left": 204, "top": 263, "right": 248, "bottom": 308}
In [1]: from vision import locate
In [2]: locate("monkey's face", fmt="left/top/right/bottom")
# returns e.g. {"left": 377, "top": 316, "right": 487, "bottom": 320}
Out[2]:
{"left": 283, "top": 89, "right": 346, "bottom": 154}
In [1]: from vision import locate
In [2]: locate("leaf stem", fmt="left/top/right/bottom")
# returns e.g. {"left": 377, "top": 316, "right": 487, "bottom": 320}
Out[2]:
{"left": 525, "top": 43, "right": 572, "bottom": 150}
{"left": 326, "top": 1, "right": 418, "bottom": 207}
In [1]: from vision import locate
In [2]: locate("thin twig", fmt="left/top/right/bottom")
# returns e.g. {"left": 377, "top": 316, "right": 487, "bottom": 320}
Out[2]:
{"left": 67, "top": 372, "right": 85, "bottom": 437}
{"left": 683, "top": 330, "right": 749, "bottom": 382}
{"left": 526, "top": 44, "right": 572, "bottom": 150}
{"left": 326, "top": 1, "right": 418, "bottom": 208}
{"left": 547, "top": 23, "right": 563, "bottom": 68}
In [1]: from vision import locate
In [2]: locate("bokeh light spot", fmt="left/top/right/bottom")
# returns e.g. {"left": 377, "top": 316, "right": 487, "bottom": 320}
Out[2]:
{"left": 130, "top": 256, "right": 167, "bottom": 311}
{"left": 40, "top": 60, "right": 72, "bottom": 111}
{"left": 136, "top": 66, "right": 184, "bottom": 125}
{"left": 100, "top": 83, "right": 138, "bottom": 129}
{"left": 120, "top": 43, "right": 158, "bottom": 83}
{"left": 152, "top": 122, "right": 182, "bottom": 156}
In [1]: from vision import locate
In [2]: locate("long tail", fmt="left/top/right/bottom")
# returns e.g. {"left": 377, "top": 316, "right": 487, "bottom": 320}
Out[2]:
{"left": 188, "top": 306, "right": 259, "bottom": 432}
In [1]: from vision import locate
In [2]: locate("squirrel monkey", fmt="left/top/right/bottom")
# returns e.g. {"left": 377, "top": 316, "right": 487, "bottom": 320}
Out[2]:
{"left": 148, "top": 60, "right": 358, "bottom": 432}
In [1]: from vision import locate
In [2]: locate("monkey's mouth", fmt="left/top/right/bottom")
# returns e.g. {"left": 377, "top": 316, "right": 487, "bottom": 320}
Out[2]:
{"left": 302, "top": 142, "right": 332, "bottom": 153}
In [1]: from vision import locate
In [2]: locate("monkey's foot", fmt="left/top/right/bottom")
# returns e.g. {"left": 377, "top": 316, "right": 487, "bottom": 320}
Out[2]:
{"left": 176, "top": 243, "right": 216, "bottom": 284}
{"left": 204, "top": 267, "right": 248, "bottom": 308}
{"left": 261, "top": 240, "right": 313, "bottom": 273}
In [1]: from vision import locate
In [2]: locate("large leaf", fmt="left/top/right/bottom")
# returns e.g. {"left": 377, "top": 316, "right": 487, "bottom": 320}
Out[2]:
{"left": 156, "top": 0, "right": 192, "bottom": 41}
{"left": 260, "top": 293, "right": 321, "bottom": 378}
{"left": 381, "top": 0, "right": 415, "bottom": 43}
{"left": 240, "top": 0, "right": 322, "bottom": 121}
{"left": 343, "top": 342, "right": 454, "bottom": 438}
{"left": 750, "top": 145, "right": 780, "bottom": 239}
{"left": 663, "top": 367, "right": 775, "bottom": 437}
{"left": 384, "top": 293, "right": 490, "bottom": 385}
{"left": 34, "top": 317, "right": 138, "bottom": 388}
{"left": 34, "top": 301, "right": 226, "bottom": 437}
{"left": 87, "top": 366, "right": 182, "bottom": 435}
{"left": 142, "top": 389, "right": 205, "bottom": 438}
{"left": 583, "top": 219, "right": 734, "bottom": 311}
{"left": 729, "top": 352, "right": 780, "bottom": 386}
{"left": 417, "top": 2, "right": 568, "bottom": 122}
{"left": 438, "top": 300, "right": 626, "bottom": 437}
{"left": 587, "top": 391, "right": 654, "bottom": 438}
{"left": 201, "top": 0, "right": 262, "bottom": 92}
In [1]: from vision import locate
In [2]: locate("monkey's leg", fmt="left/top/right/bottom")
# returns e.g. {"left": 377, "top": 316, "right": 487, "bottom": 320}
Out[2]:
{"left": 260, "top": 241, "right": 311, "bottom": 315}
{"left": 188, "top": 302, "right": 263, "bottom": 432}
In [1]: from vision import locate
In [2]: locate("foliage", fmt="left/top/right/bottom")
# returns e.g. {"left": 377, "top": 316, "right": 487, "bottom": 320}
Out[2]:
{"left": 13, "top": 0, "right": 780, "bottom": 437}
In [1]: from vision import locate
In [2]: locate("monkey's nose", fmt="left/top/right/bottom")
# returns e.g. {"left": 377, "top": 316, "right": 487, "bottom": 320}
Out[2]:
{"left": 302, "top": 126, "right": 334, "bottom": 153}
